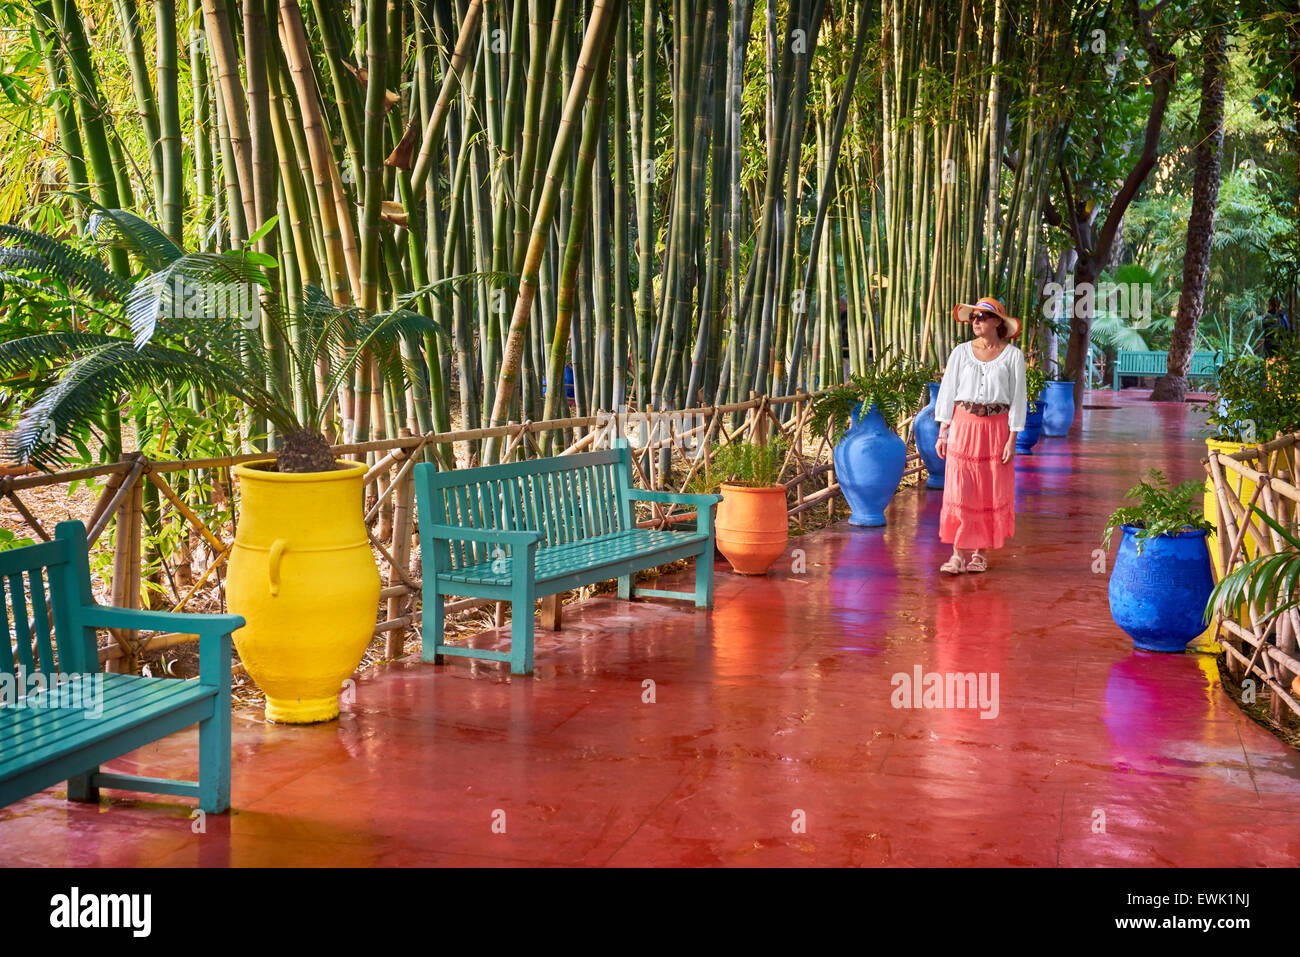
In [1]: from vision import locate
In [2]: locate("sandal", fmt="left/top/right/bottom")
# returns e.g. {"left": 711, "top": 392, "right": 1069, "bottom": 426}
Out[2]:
{"left": 966, "top": 553, "right": 988, "bottom": 573}
{"left": 940, "top": 553, "right": 966, "bottom": 575}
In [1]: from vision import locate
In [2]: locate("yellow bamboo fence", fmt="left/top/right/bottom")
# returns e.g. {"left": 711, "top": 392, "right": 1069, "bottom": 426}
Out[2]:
{"left": 1, "top": 391, "right": 926, "bottom": 675}
{"left": 1205, "top": 431, "right": 1300, "bottom": 726}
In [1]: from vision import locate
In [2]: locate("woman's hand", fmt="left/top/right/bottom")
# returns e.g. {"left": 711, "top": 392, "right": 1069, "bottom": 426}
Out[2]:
{"left": 936, "top": 431, "right": 948, "bottom": 459}
{"left": 1002, "top": 435, "right": 1016, "bottom": 464}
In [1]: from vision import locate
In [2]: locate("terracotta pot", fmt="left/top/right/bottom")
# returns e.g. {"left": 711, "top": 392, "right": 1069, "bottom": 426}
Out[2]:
{"left": 715, "top": 483, "right": 788, "bottom": 575}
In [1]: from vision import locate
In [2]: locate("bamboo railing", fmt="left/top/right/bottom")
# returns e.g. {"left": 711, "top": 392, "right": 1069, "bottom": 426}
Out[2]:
{"left": 1, "top": 391, "right": 926, "bottom": 675}
{"left": 1205, "top": 432, "right": 1300, "bottom": 725}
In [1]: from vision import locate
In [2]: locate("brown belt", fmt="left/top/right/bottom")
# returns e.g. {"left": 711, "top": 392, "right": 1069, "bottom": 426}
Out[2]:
{"left": 957, "top": 401, "right": 1009, "bottom": 416}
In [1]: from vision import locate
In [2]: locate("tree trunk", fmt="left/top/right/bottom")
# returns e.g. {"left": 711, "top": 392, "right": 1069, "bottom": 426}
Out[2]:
{"left": 1062, "top": 0, "right": 1175, "bottom": 410}
{"left": 1153, "top": 21, "right": 1226, "bottom": 402}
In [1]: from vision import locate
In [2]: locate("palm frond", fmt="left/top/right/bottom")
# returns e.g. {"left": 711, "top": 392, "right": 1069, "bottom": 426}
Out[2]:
{"left": 85, "top": 206, "right": 186, "bottom": 271}
{"left": 1204, "top": 504, "right": 1300, "bottom": 626}
{"left": 126, "top": 251, "right": 272, "bottom": 349}
{"left": 0, "top": 225, "right": 131, "bottom": 301}
{"left": 313, "top": 308, "right": 447, "bottom": 432}
{"left": 9, "top": 342, "right": 296, "bottom": 469}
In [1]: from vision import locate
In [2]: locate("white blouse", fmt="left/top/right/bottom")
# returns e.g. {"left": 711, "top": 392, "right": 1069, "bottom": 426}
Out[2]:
{"left": 934, "top": 341, "right": 1028, "bottom": 432}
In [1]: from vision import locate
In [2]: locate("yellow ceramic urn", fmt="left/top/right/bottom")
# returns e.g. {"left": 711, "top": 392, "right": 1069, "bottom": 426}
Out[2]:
{"left": 228, "top": 460, "right": 380, "bottom": 723}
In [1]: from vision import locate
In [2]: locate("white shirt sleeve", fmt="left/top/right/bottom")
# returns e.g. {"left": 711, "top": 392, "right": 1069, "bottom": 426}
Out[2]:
{"left": 1008, "top": 347, "right": 1027, "bottom": 432}
{"left": 934, "top": 344, "right": 961, "bottom": 425}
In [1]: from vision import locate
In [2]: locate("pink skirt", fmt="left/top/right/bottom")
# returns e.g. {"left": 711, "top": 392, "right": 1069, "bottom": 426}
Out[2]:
{"left": 939, "top": 406, "right": 1015, "bottom": 549}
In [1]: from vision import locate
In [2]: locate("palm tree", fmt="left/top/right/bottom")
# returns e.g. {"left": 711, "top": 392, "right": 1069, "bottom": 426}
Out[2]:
{"left": 0, "top": 210, "right": 448, "bottom": 473}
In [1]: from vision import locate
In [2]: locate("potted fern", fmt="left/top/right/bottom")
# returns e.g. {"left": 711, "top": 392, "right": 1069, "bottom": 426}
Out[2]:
{"left": 1103, "top": 469, "right": 1215, "bottom": 652}
{"left": 0, "top": 211, "right": 452, "bottom": 722}
{"left": 693, "top": 438, "right": 789, "bottom": 575}
{"left": 810, "top": 355, "right": 929, "bottom": 526}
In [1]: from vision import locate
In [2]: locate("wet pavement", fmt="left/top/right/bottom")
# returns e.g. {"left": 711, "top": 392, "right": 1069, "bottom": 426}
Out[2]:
{"left": 4, "top": 391, "right": 1299, "bottom": 866}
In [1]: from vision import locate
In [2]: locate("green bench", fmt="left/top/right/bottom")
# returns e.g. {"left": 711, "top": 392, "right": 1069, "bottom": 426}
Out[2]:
{"left": 415, "top": 440, "right": 722, "bottom": 675}
{"left": 1112, "top": 349, "right": 1222, "bottom": 391}
{"left": 1, "top": 521, "right": 244, "bottom": 814}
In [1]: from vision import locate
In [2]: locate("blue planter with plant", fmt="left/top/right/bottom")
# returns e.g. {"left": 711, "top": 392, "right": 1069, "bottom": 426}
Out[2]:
{"left": 1042, "top": 379, "right": 1075, "bottom": 436}
{"left": 1104, "top": 471, "right": 1215, "bottom": 653}
{"left": 1016, "top": 398, "right": 1045, "bottom": 454}
{"left": 810, "top": 357, "right": 930, "bottom": 528}
{"left": 913, "top": 382, "right": 944, "bottom": 489}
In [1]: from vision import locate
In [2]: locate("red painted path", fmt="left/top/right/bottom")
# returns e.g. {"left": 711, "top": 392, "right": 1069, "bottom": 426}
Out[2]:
{"left": 4, "top": 392, "right": 1300, "bottom": 866}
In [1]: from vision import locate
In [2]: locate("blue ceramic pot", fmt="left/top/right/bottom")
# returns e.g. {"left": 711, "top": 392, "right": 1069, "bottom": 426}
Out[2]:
{"left": 1015, "top": 393, "right": 1045, "bottom": 454}
{"left": 541, "top": 364, "right": 577, "bottom": 400}
{"left": 1042, "top": 379, "right": 1075, "bottom": 436}
{"left": 913, "top": 383, "right": 944, "bottom": 489}
{"left": 1108, "top": 526, "right": 1215, "bottom": 653}
{"left": 834, "top": 403, "right": 908, "bottom": 526}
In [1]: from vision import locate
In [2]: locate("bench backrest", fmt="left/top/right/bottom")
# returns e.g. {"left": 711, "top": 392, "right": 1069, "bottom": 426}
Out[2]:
{"left": 415, "top": 445, "right": 634, "bottom": 573}
{"left": 1116, "top": 350, "right": 1222, "bottom": 375}
{"left": 1, "top": 522, "right": 98, "bottom": 689}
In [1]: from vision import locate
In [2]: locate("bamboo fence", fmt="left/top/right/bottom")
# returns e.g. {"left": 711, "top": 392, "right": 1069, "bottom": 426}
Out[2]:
{"left": 1205, "top": 432, "right": 1300, "bottom": 725}
{"left": 2, "top": 390, "right": 926, "bottom": 675}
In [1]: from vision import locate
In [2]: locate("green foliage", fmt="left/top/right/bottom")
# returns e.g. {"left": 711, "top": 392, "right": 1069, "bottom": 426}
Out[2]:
{"left": 1025, "top": 363, "right": 1047, "bottom": 412}
{"left": 1204, "top": 504, "right": 1300, "bottom": 627}
{"left": 809, "top": 349, "right": 930, "bottom": 443}
{"left": 0, "top": 212, "right": 460, "bottom": 471}
{"left": 1201, "top": 347, "right": 1300, "bottom": 442}
{"left": 0, "top": 527, "right": 34, "bottom": 551}
{"left": 1102, "top": 469, "right": 1213, "bottom": 554}
{"left": 690, "top": 437, "right": 788, "bottom": 492}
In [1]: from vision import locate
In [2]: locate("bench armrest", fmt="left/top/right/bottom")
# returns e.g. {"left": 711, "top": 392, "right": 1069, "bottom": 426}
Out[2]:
{"left": 82, "top": 606, "right": 242, "bottom": 690}
{"left": 423, "top": 524, "right": 544, "bottom": 546}
{"left": 625, "top": 490, "right": 723, "bottom": 508}
{"left": 82, "top": 605, "right": 245, "bottom": 637}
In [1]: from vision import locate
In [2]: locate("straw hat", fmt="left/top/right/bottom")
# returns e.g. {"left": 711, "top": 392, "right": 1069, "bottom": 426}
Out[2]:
{"left": 953, "top": 296, "right": 1020, "bottom": 338}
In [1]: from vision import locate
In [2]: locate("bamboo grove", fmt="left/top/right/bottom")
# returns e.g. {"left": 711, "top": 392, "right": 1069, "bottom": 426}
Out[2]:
{"left": 2, "top": 0, "right": 1218, "bottom": 464}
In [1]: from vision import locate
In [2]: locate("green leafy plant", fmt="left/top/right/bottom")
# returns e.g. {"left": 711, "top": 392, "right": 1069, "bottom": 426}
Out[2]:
{"left": 1025, "top": 363, "right": 1047, "bottom": 412}
{"left": 0, "top": 210, "right": 477, "bottom": 473}
{"left": 0, "top": 527, "right": 34, "bottom": 552}
{"left": 1203, "top": 504, "right": 1300, "bottom": 627}
{"left": 690, "top": 437, "right": 788, "bottom": 492}
{"left": 1102, "top": 469, "right": 1214, "bottom": 554}
{"left": 809, "top": 350, "right": 930, "bottom": 443}
{"left": 1199, "top": 348, "right": 1300, "bottom": 443}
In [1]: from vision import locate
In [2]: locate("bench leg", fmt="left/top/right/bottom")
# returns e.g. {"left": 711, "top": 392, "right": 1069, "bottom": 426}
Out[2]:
{"left": 540, "top": 593, "right": 563, "bottom": 630}
{"left": 198, "top": 700, "right": 231, "bottom": 814}
{"left": 422, "top": 591, "right": 446, "bottom": 665}
{"left": 67, "top": 769, "right": 99, "bottom": 804}
{"left": 509, "top": 580, "right": 536, "bottom": 676}
{"left": 618, "top": 574, "right": 633, "bottom": 600}
{"left": 694, "top": 551, "right": 714, "bottom": 609}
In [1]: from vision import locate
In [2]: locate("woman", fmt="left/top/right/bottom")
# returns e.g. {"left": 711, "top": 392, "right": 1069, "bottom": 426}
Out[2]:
{"left": 933, "top": 296, "right": 1027, "bottom": 574}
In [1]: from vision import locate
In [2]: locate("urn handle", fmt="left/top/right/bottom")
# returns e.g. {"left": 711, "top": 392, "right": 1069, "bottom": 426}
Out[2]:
{"left": 268, "top": 538, "right": 288, "bottom": 597}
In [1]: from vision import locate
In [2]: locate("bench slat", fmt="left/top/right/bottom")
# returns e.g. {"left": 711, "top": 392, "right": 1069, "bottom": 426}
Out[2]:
{"left": 0, "top": 673, "right": 214, "bottom": 756}
{"left": 0, "top": 678, "right": 215, "bottom": 777}
{"left": 439, "top": 528, "right": 709, "bottom": 586}
{"left": 8, "top": 573, "right": 35, "bottom": 676}
{"left": 0, "top": 580, "right": 13, "bottom": 677}
{"left": 28, "top": 568, "right": 56, "bottom": 680}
